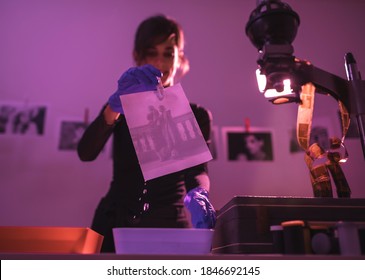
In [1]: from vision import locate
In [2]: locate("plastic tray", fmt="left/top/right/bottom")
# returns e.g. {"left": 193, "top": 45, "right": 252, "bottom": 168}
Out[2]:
{"left": 0, "top": 226, "right": 103, "bottom": 254}
{"left": 113, "top": 227, "right": 214, "bottom": 255}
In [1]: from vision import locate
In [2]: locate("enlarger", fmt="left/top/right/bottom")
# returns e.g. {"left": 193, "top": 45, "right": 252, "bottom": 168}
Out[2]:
{"left": 212, "top": 0, "right": 365, "bottom": 255}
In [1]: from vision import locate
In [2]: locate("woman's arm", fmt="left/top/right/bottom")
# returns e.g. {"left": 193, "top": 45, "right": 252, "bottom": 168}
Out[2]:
{"left": 183, "top": 103, "right": 216, "bottom": 228}
{"left": 77, "top": 104, "right": 119, "bottom": 161}
{"left": 185, "top": 103, "right": 212, "bottom": 192}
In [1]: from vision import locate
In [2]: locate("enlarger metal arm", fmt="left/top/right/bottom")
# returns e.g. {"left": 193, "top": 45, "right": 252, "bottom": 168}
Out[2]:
{"left": 295, "top": 58, "right": 365, "bottom": 158}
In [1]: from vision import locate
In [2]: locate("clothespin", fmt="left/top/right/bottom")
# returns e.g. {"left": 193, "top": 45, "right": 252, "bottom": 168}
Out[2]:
{"left": 155, "top": 77, "right": 164, "bottom": 100}
{"left": 84, "top": 107, "right": 89, "bottom": 125}
{"left": 244, "top": 117, "right": 251, "bottom": 133}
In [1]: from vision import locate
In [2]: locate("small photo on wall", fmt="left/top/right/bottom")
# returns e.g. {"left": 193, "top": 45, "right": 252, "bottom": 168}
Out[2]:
{"left": 58, "top": 121, "right": 87, "bottom": 151}
{"left": 310, "top": 125, "right": 330, "bottom": 150}
{"left": 222, "top": 127, "right": 274, "bottom": 161}
{"left": 289, "top": 125, "right": 331, "bottom": 153}
{"left": 0, "top": 104, "right": 47, "bottom": 136}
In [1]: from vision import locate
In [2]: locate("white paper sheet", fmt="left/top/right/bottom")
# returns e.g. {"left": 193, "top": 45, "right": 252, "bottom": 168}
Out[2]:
{"left": 120, "top": 83, "right": 212, "bottom": 181}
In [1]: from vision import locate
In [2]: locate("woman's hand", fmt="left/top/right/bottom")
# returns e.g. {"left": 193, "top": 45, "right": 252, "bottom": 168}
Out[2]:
{"left": 108, "top": 64, "right": 162, "bottom": 114}
{"left": 184, "top": 187, "right": 216, "bottom": 229}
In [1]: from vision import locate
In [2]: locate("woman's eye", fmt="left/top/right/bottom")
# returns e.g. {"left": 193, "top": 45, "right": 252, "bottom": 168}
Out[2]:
{"left": 146, "top": 51, "right": 158, "bottom": 58}
{"left": 163, "top": 52, "right": 175, "bottom": 58}
{"left": 145, "top": 50, "right": 175, "bottom": 59}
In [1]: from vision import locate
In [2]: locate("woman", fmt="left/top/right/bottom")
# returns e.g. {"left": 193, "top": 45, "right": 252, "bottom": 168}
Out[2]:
{"left": 77, "top": 15, "right": 216, "bottom": 252}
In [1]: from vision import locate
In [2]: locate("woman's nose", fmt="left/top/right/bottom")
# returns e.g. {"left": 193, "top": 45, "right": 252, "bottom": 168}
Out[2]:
{"left": 150, "top": 57, "right": 163, "bottom": 70}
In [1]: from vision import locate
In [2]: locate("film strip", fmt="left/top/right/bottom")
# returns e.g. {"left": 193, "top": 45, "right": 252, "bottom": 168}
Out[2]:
{"left": 296, "top": 83, "right": 351, "bottom": 197}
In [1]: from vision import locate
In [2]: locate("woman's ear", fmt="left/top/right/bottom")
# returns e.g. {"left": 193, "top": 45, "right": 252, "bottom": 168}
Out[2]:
{"left": 179, "top": 52, "right": 190, "bottom": 75}
{"left": 174, "top": 53, "right": 190, "bottom": 84}
{"left": 133, "top": 50, "right": 142, "bottom": 66}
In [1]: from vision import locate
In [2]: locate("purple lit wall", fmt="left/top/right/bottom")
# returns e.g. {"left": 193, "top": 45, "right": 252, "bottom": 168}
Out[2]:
{"left": 1, "top": 0, "right": 365, "bottom": 227}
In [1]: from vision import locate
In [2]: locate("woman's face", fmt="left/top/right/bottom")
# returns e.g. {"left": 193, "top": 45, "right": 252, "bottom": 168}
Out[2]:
{"left": 245, "top": 134, "right": 264, "bottom": 155}
{"left": 137, "top": 35, "right": 180, "bottom": 87}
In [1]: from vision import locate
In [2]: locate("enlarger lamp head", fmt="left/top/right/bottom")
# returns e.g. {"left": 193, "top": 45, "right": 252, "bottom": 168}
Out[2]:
{"left": 245, "top": 0, "right": 300, "bottom": 51}
{"left": 256, "top": 69, "right": 294, "bottom": 103}
{"left": 246, "top": 0, "right": 301, "bottom": 104}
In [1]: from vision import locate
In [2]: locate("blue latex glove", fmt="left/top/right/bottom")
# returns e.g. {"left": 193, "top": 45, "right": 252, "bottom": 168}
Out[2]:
{"left": 184, "top": 187, "right": 216, "bottom": 229}
{"left": 108, "top": 64, "right": 162, "bottom": 114}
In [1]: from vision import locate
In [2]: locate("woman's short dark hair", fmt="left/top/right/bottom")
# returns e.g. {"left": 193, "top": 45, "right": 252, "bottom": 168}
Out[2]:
{"left": 133, "top": 14, "right": 184, "bottom": 59}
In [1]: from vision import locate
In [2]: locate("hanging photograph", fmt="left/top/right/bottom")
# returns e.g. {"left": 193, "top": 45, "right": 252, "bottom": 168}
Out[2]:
{"left": 222, "top": 127, "right": 274, "bottom": 161}
{"left": 58, "top": 120, "right": 88, "bottom": 151}
{"left": 289, "top": 125, "right": 331, "bottom": 153}
{"left": 0, "top": 104, "right": 46, "bottom": 136}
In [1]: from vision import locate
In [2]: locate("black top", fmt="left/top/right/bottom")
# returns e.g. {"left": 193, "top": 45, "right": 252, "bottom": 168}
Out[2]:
{"left": 77, "top": 103, "right": 212, "bottom": 252}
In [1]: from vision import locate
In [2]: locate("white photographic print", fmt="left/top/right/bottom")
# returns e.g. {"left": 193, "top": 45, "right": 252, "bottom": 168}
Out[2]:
{"left": 120, "top": 83, "right": 212, "bottom": 181}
